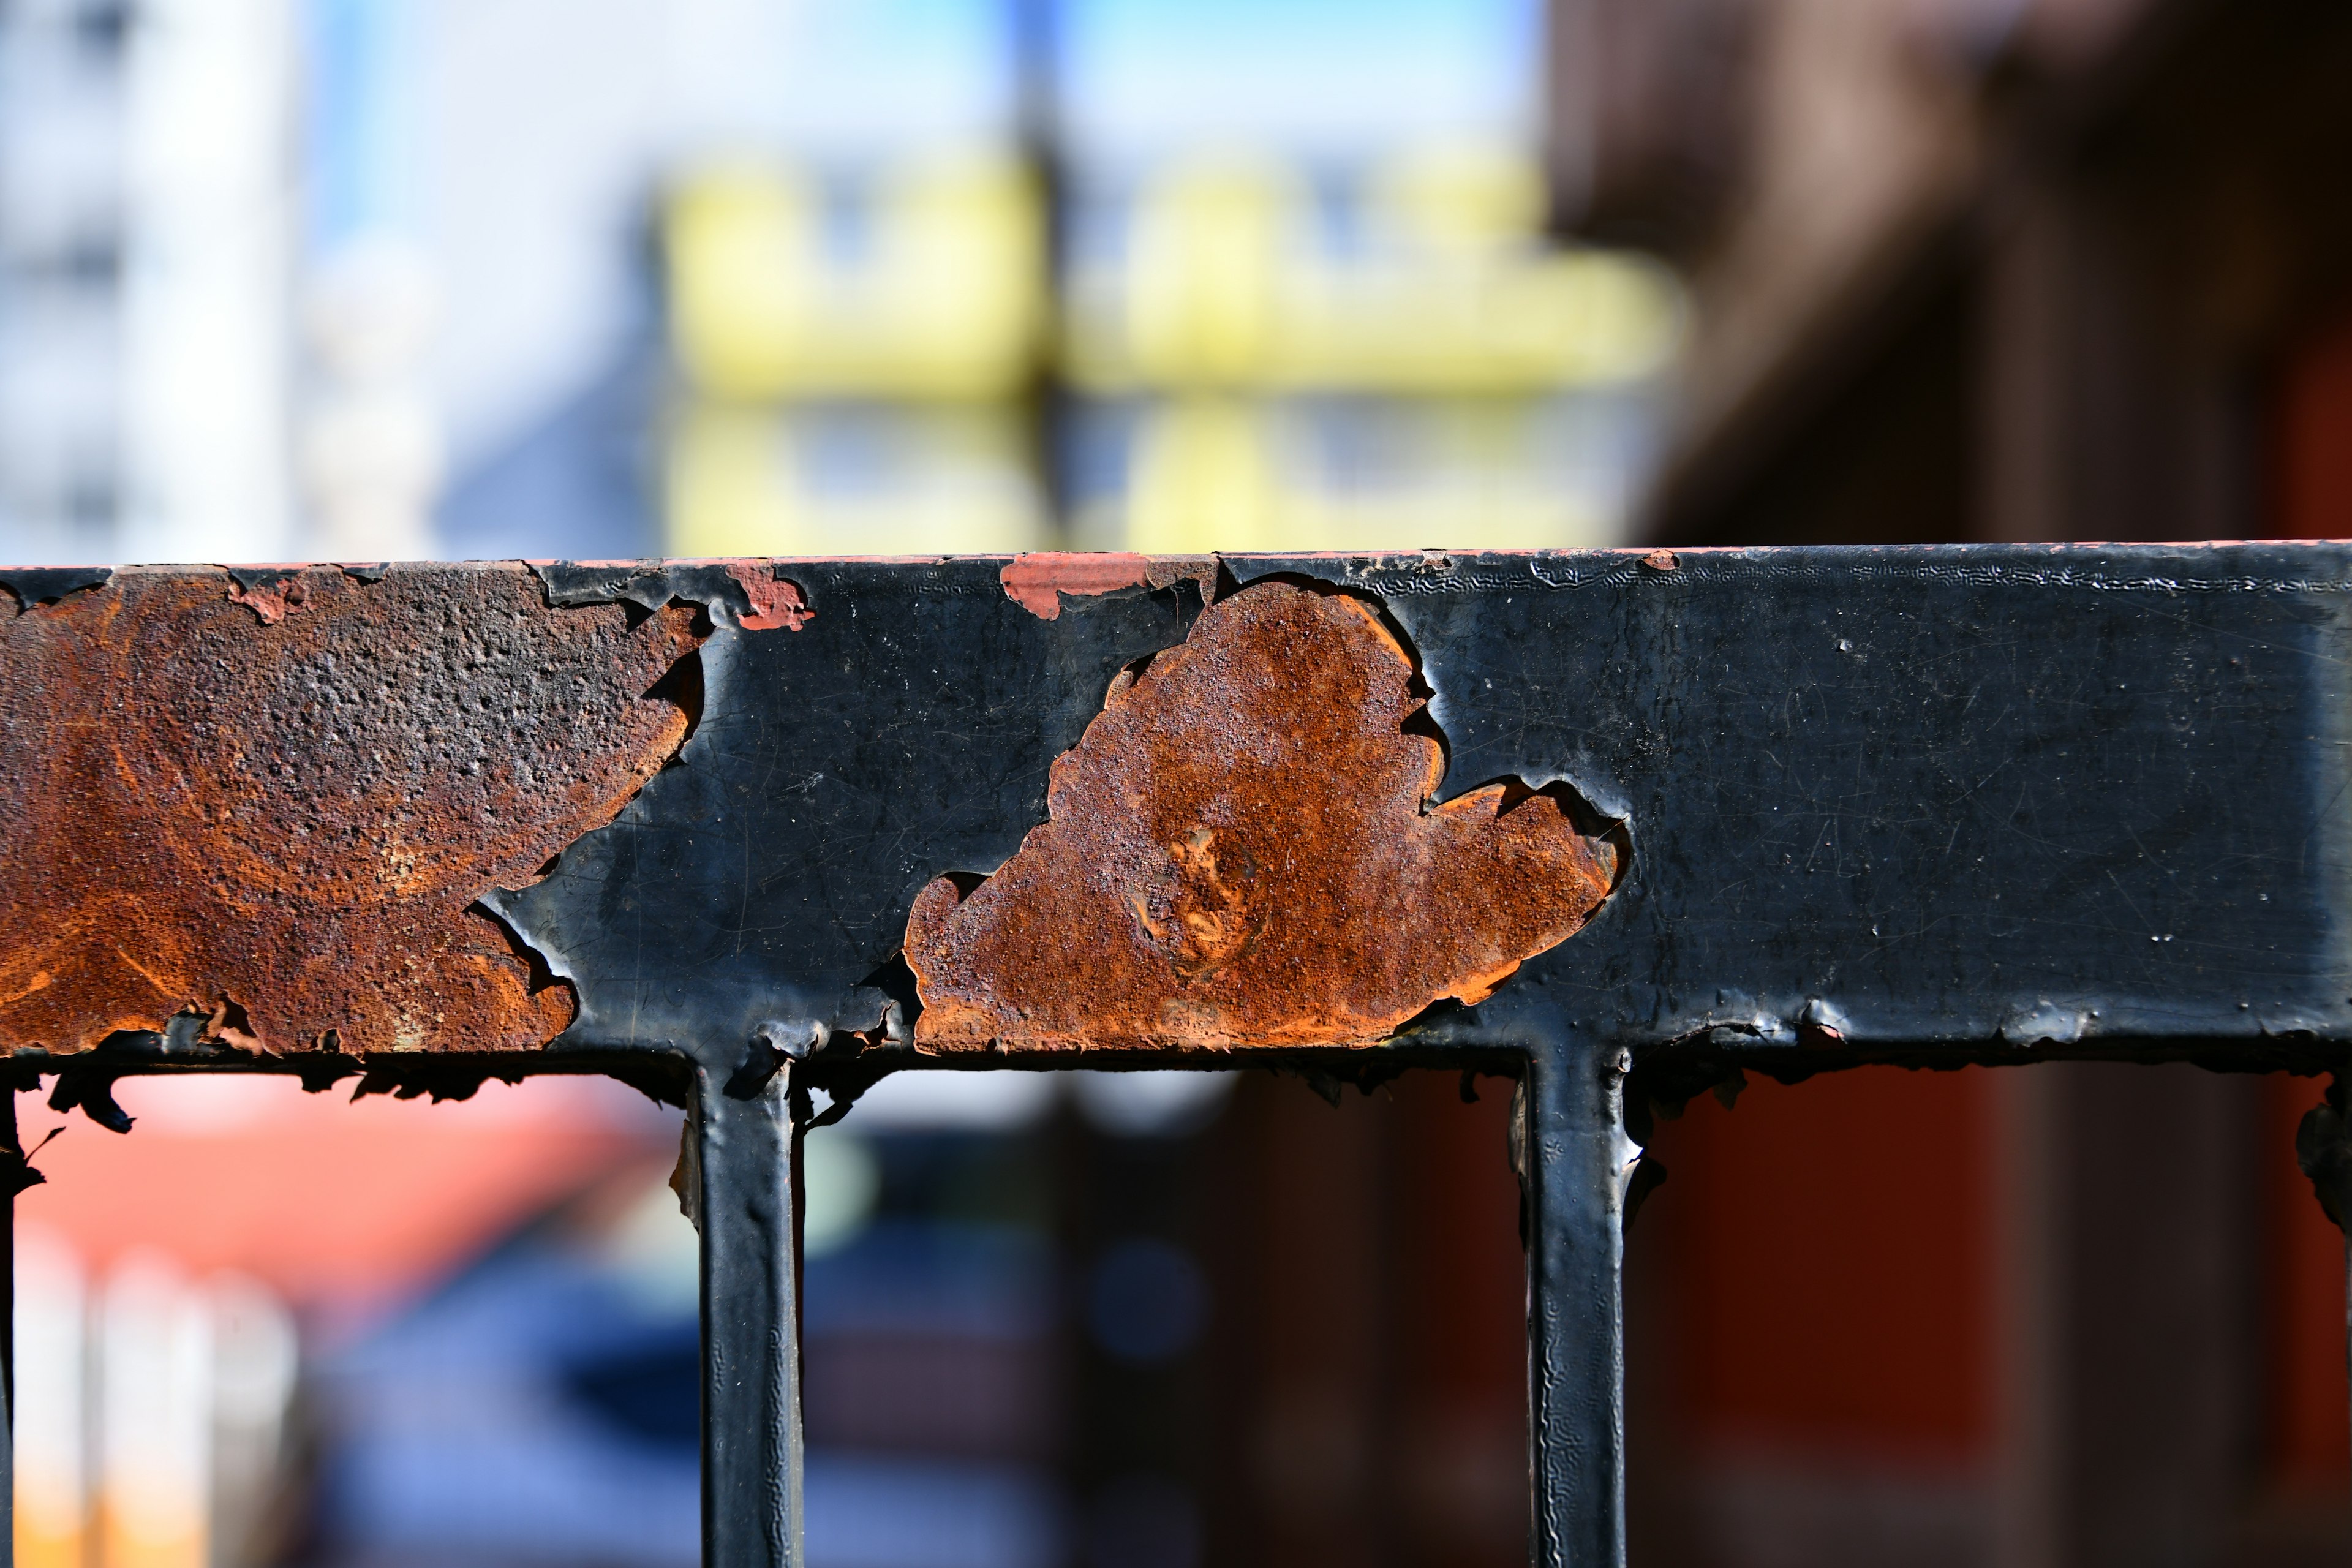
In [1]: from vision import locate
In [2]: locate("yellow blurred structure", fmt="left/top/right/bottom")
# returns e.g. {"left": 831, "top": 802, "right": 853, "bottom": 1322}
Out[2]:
{"left": 14, "top": 1232, "right": 86, "bottom": 1568}
{"left": 659, "top": 138, "right": 1675, "bottom": 557}
{"left": 95, "top": 1256, "right": 211, "bottom": 1568}
{"left": 667, "top": 155, "right": 1044, "bottom": 402}
{"left": 1108, "top": 397, "right": 1620, "bottom": 552}
{"left": 663, "top": 153, "right": 1052, "bottom": 556}
{"left": 1068, "top": 148, "right": 1679, "bottom": 394}
{"left": 14, "top": 1234, "right": 295, "bottom": 1568}
{"left": 667, "top": 401, "right": 1045, "bottom": 557}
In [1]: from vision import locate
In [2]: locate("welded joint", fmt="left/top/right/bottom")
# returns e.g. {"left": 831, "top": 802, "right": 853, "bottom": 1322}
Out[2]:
{"left": 729, "top": 1019, "right": 826, "bottom": 1101}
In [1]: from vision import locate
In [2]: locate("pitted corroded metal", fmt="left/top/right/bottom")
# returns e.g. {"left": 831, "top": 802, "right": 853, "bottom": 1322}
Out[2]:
{"left": 0, "top": 562, "right": 704, "bottom": 1055}
{"left": 904, "top": 578, "right": 1621, "bottom": 1050}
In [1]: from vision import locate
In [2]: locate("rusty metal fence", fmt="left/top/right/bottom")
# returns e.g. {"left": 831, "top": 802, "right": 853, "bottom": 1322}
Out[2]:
{"left": 4, "top": 543, "right": 2348, "bottom": 1566}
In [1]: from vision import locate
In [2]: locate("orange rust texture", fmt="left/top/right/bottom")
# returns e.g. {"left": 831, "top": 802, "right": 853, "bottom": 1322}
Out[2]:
{"left": 1000, "top": 552, "right": 1150, "bottom": 618}
{"left": 725, "top": 561, "right": 816, "bottom": 630}
{"left": 1000, "top": 552, "right": 1221, "bottom": 620}
{"left": 225, "top": 567, "right": 312, "bottom": 624}
{"left": 905, "top": 580, "right": 1619, "bottom": 1050}
{"left": 0, "top": 564, "right": 703, "bottom": 1055}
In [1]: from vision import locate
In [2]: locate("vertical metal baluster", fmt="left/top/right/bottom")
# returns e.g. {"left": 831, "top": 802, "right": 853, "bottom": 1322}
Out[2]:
{"left": 2, "top": 1088, "right": 17, "bottom": 1568}
{"left": 1523, "top": 1031, "right": 1629, "bottom": 1568}
{"left": 698, "top": 1064, "right": 802, "bottom": 1568}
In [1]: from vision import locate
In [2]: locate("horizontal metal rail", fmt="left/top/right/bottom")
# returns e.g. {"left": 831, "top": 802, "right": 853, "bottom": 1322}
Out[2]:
{"left": 4, "top": 545, "right": 2349, "bottom": 1566}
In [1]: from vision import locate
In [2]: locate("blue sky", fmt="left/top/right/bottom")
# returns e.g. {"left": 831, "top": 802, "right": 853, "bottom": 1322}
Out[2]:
{"left": 1058, "top": 0, "right": 1540, "bottom": 168}
{"left": 765, "top": 0, "right": 1023, "bottom": 155}
{"left": 759, "top": 0, "right": 1541, "bottom": 164}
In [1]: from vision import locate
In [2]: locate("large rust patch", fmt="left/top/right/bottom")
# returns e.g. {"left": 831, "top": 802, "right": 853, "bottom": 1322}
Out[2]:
{"left": 0, "top": 564, "right": 702, "bottom": 1055}
{"left": 904, "top": 579, "right": 1619, "bottom": 1050}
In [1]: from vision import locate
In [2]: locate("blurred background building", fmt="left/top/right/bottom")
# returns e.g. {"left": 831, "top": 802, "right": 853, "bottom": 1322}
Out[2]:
{"left": 1541, "top": 0, "right": 2352, "bottom": 1564}
{"left": 12, "top": 1063, "right": 1526, "bottom": 1568}
{"left": 0, "top": 0, "right": 1678, "bottom": 568}
{"left": 1, "top": 3, "right": 1598, "bottom": 1566}
{"left": 10, "top": 0, "right": 2352, "bottom": 1565}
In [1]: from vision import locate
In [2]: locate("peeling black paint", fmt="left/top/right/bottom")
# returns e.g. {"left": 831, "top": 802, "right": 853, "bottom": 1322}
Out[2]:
{"left": 478, "top": 544, "right": 2352, "bottom": 1077}
{"left": 500, "top": 556, "right": 1207, "bottom": 1057}
{"left": 9, "top": 543, "right": 2352, "bottom": 1568}
{"left": 527, "top": 557, "right": 804, "bottom": 633}
{"left": 0, "top": 565, "right": 111, "bottom": 612}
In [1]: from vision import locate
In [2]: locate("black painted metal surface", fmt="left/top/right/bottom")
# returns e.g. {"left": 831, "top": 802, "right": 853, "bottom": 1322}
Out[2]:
{"left": 473, "top": 545, "right": 2352, "bottom": 1075}
{"left": 696, "top": 1069, "right": 801, "bottom": 1566}
{"left": 1524, "top": 1033, "right": 1631, "bottom": 1566}
{"left": 7, "top": 542, "right": 2352, "bottom": 1568}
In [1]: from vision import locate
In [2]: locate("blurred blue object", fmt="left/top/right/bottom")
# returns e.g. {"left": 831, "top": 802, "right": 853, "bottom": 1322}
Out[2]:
{"left": 1084, "top": 1238, "right": 1206, "bottom": 1366}
{"left": 316, "top": 1168, "right": 1065, "bottom": 1568}
{"left": 320, "top": 1220, "right": 703, "bottom": 1567}
{"left": 804, "top": 1221, "right": 1055, "bottom": 1341}
{"left": 804, "top": 1457, "right": 1063, "bottom": 1568}
{"left": 434, "top": 325, "right": 666, "bottom": 564}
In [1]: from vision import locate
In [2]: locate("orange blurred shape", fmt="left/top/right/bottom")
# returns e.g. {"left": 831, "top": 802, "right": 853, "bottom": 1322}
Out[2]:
{"left": 1656, "top": 1067, "right": 1994, "bottom": 1464}
{"left": 15, "top": 1074, "right": 665, "bottom": 1310}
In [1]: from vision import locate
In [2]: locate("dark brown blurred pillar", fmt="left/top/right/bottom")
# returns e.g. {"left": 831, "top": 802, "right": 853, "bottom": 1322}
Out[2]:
{"left": 1975, "top": 173, "right": 2256, "bottom": 548}
{"left": 1991, "top": 1065, "right": 2259, "bottom": 1568}
{"left": 1388, "top": 1072, "right": 1526, "bottom": 1568}
{"left": 1196, "top": 1072, "right": 1528, "bottom": 1568}
{"left": 1975, "top": 149, "right": 2265, "bottom": 1568}
{"left": 1205, "top": 1074, "right": 1393, "bottom": 1568}
{"left": 1060, "top": 1100, "right": 1218, "bottom": 1568}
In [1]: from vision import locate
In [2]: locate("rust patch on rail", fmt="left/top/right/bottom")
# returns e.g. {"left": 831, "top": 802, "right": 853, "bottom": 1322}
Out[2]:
{"left": 0, "top": 564, "right": 704, "bottom": 1055}
{"left": 224, "top": 565, "right": 314, "bottom": 625}
{"left": 1001, "top": 552, "right": 1151, "bottom": 619}
{"left": 905, "top": 579, "right": 1621, "bottom": 1050}
{"left": 1001, "top": 552, "right": 1221, "bottom": 620}
{"left": 725, "top": 561, "right": 815, "bottom": 630}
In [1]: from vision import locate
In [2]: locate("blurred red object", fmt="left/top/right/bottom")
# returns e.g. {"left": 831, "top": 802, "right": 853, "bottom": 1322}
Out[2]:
{"left": 14, "top": 1074, "right": 669, "bottom": 1313}
{"left": 1654, "top": 1068, "right": 1995, "bottom": 1464}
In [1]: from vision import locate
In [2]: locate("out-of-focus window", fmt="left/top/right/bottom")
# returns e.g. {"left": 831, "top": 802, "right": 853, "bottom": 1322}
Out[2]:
{"left": 0, "top": 0, "right": 298, "bottom": 566}
{"left": 658, "top": 0, "right": 1052, "bottom": 559}
{"left": 1053, "top": 0, "right": 1677, "bottom": 551}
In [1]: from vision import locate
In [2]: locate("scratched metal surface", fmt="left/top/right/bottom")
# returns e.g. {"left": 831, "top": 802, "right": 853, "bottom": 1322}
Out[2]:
{"left": 1362, "top": 543, "right": 2352, "bottom": 1066}
{"left": 1, "top": 543, "right": 2343, "bottom": 1069}
{"left": 5, "top": 542, "right": 2346, "bottom": 1568}
{"left": 527, "top": 544, "right": 2352, "bottom": 1072}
